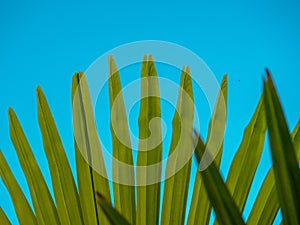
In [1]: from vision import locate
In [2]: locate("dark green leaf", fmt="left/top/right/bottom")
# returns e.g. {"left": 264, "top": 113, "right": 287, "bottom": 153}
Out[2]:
{"left": 263, "top": 71, "right": 300, "bottom": 224}
{"left": 248, "top": 116, "right": 300, "bottom": 225}
{"left": 96, "top": 192, "right": 131, "bottom": 225}
{"left": 194, "top": 132, "right": 245, "bottom": 225}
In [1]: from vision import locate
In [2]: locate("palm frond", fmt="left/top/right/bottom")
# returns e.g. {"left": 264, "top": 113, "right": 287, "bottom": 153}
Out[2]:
{"left": 0, "top": 56, "right": 299, "bottom": 225}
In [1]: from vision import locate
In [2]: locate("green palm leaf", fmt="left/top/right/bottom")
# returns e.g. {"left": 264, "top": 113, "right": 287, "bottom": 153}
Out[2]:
{"left": 8, "top": 108, "right": 60, "bottom": 225}
{"left": 188, "top": 75, "right": 227, "bottom": 225}
{"left": 136, "top": 55, "right": 162, "bottom": 225}
{"left": 108, "top": 55, "right": 136, "bottom": 224}
{"left": 161, "top": 66, "right": 194, "bottom": 225}
{"left": 247, "top": 120, "right": 300, "bottom": 225}
{"left": 1, "top": 56, "right": 300, "bottom": 225}
{"left": 292, "top": 119, "right": 300, "bottom": 152}
{"left": 0, "top": 207, "right": 12, "bottom": 225}
{"left": 0, "top": 150, "right": 37, "bottom": 225}
{"left": 186, "top": 137, "right": 205, "bottom": 225}
{"left": 263, "top": 71, "right": 300, "bottom": 224}
{"left": 71, "top": 72, "right": 111, "bottom": 225}
{"left": 96, "top": 192, "right": 131, "bottom": 225}
{"left": 219, "top": 95, "right": 266, "bottom": 216}
{"left": 194, "top": 132, "right": 245, "bottom": 225}
{"left": 37, "top": 87, "right": 84, "bottom": 225}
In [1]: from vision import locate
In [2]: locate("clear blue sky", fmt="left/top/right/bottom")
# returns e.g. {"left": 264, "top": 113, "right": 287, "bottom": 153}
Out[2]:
{"left": 0, "top": 0, "right": 300, "bottom": 224}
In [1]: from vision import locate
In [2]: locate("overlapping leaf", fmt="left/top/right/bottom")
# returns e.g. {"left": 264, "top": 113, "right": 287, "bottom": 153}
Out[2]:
{"left": 96, "top": 192, "right": 131, "bottom": 225}
{"left": 194, "top": 132, "right": 245, "bottom": 225}
{"left": 1, "top": 57, "right": 300, "bottom": 225}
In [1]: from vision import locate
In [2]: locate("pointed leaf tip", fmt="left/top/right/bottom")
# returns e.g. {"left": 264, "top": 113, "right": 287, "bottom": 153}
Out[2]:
{"left": 186, "top": 66, "right": 190, "bottom": 73}
{"left": 7, "top": 107, "right": 14, "bottom": 118}
{"left": 265, "top": 69, "right": 275, "bottom": 85}
{"left": 264, "top": 73, "right": 300, "bottom": 224}
{"left": 265, "top": 68, "right": 271, "bottom": 77}
{"left": 148, "top": 54, "right": 153, "bottom": 61}
{"left": 36, "top": 86, "right": 43, "bottom": 95}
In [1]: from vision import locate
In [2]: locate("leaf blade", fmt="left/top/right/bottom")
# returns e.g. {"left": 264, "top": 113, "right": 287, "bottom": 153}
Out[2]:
{"left": 37, "top": 87, "right": 84, "bottom": 225}
{"left": 8, "top": 108, "right": 60, "bottom": 225}
{"left": 108, "top": 56, "right": 136, "bottom": 224}
{"left": 248, "top": 109, "right": 300, "bottom": 225}
{"left": 0, "top": 150, "right": 37, "bottom": 225}
{"left": 72, "top": 72, "right": 111, "bottom": 225}
{"left": 187, "top": 75, "right": 227, "bottom": 225}
{"left": 161, "top": 66, "right": 194, "bottom": 225}
{"left": 96, "top": 192, "right": 131, "bottom": 225}
{"left": 136, "top": 55, "right": 162, "bottom": 225}
{"left": 194, "top": 133, "right": 245, "bottom": 225}
{"left": 263, "top": 71, "right": 300, "bottom": 224}
{"left": 0, "top": 207, "right": 12, "bottom": 225}
{"left": 222, "top": 96, "right": 267, "bottom": 214}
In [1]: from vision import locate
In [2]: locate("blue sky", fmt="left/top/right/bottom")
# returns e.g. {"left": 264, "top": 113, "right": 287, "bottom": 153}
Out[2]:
{"left": 0, "top": 0, "right": 300, "bottom": 224}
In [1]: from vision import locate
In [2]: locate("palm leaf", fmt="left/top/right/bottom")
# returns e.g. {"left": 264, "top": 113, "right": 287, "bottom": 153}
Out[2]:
{"left": 263, "top": 71, "right": 300, "bottom": 224}
{"left": 221, "top": 96, "right": 266, "bottom": 213}
{"left": 108, "top": 55, "right": 136, "bottom": 224}
{"left": 96, "top": 192, "right": 131, "bottom": 225}
{"left": 0, "top": 150, "right": 37, "bottom": 225}
{"left": 71, "top": 72, "right": 111, "bottom": 225}
{"left": 0, "top": 207, "right": 12, "bottom": 225}
{"left": 186, "top": 138, "right": 205, "bottom": 225}
{"left": 194, "top": 132, "right": 245, "bottom": 225}
{"left": 292, "top": 119, "right": 300, "bottom": 153}
{"left": 37, "top": 87, "right": 84, "bottom": 225}
{"left": 8, "top": 108, "right": 60, "bottom": 225}
{"left": 187, "top": 75, "right": 227, "bottom": 225}
{"left": 247, "top": 120, "right": 300, "bottom": 225}
{"left": 2, "top": 56, "right": 300, "bottom": 225}
{"left": 136, "top": 55, "right": 162, "bottom": 225}
{"left": 161, "top": 66, "right": 194, "bottom": 225}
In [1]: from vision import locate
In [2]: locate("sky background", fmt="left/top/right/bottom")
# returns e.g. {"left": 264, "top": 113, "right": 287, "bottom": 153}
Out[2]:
{"left": 1, "top": 0, "right": 300, "bottom": 224}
